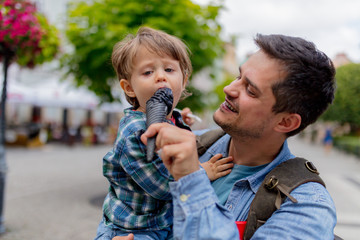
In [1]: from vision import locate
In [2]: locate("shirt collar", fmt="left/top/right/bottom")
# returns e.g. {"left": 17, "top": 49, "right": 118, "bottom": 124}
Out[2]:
{"left": 203, "top": 134, "right": 294, "bottom": 193}
{"left": 246, "top": 140, "right": 294, "bottom": 193}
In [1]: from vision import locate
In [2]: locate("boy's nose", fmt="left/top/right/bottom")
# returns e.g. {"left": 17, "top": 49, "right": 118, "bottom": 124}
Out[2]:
{"left": 156, "top": 70, "right": 167, "bottom": 82}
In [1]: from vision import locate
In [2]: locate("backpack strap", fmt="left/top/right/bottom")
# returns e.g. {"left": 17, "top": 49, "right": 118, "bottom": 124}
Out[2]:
{"left": 243, "top": 157, "right": 326, "bottom": 240}
{"left": 195, "top": 133, "right": 342, "bottom": 239}
{"left": 196, "top": 128, "right": 226, "bottom": 156}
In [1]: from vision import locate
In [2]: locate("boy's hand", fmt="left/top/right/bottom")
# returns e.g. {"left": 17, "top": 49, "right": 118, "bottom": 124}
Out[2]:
{"left": 200, "top": 154, "right": 234, "bottom": 181}
{"left": 180, "top": 107, "right": 195, "bottom": 126}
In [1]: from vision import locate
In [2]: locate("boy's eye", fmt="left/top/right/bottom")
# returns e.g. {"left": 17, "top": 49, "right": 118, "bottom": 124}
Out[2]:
{"left": 143, "top": 71, "right": 152, "bottom": 75}
{"left": 165, "top": 68, "right": 174, "bottom": 72}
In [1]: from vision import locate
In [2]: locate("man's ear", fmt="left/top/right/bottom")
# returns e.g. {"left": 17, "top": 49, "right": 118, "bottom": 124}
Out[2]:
{"left": 120, "top": 79, "right": 136, "bottom": 98}
{"left": 274, "top": 113, "right": 301, "bottom": 133}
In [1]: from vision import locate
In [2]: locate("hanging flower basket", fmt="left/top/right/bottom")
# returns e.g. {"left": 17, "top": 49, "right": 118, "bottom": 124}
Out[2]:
{"left": 0, "top": 0, "right": 60, "bottom": 67}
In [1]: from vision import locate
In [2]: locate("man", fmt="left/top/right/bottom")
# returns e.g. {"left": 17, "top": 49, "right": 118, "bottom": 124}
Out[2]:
{"left": 117, "top": 34, "right": 337, "bottom": 239}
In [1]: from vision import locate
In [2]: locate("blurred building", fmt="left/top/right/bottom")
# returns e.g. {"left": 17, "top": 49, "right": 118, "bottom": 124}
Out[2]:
{"left": 192, "top": 41, "right": 240, "bottom": 92}
{"left": 332, "top": 52, "right": 352, "bottom": 68}
{"left": 1, "top": 62, "right": 125, "bottom": 147}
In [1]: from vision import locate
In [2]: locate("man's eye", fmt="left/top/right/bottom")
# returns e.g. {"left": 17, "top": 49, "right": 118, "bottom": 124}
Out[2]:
{"left": 246, "top": 87, "right": 255, "bottom": 96}
{"left": 236, "top": 75, "right": 241, "bottom": 80}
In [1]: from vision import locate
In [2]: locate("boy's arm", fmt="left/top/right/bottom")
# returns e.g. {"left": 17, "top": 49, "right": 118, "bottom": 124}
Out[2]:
{"left": 104, "top": 128, "right": 172, "bottom": 200}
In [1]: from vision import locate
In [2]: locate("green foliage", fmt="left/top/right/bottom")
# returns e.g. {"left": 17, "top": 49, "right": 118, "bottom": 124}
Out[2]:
{"left": 333, "top": 135, "right": 360, "bottom": 157}
{"left": 322, "top": 63, "right": 360, "bottom": 130}
{"left": 177, "top": 85, "right": 206, "bottom": 112}
{"left": 210, "top": 74, "right": 234, "bottom": 110}
{"left": 33, "top": 13, "right": 61, "bottom": 65}
{"left": 63, "top": 0, "right": 225, "bottom": 109}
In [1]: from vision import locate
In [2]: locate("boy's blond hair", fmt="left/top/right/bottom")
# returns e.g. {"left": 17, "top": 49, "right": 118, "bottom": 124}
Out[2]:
{"left": 112, "top": 27, "right": 193, "bottom": 108}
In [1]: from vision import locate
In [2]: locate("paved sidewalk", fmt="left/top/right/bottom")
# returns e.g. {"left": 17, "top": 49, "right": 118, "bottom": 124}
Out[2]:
{"left": 0, "top": 136, "right": 359, "bottom": 240}
{"left": 1, "top": 143, "right": 110, "bottom": 240}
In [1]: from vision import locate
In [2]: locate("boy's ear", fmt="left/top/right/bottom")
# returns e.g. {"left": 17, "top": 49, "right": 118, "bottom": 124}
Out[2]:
{"left": 182, "top": 74, "right": 188, "bottom": 89}
{"left": 120, "top": 79, "right": 136, "bottom": 98}
{"left": 274, "top": 113, "right": 301, "bottom": 133}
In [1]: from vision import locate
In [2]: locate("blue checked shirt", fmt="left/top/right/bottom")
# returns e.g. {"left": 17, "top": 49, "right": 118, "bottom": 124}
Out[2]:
{"left": 102, "top": 108, "right": 190, "bottom": 232}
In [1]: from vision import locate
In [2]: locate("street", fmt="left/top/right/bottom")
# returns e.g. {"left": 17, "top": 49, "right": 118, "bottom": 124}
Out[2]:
{"left": 1, "top": 143, "right": 109, "bottom": 240}
{"left": 0, "top": 136, "right": 359, "bottom": 240}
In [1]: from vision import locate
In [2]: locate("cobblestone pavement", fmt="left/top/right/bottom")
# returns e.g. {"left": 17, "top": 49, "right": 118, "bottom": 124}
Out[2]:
{"left": 0, "top": 136, "right": 359, "bottom": 240}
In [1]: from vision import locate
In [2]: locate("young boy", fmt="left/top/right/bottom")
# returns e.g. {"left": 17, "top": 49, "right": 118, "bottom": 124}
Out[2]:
{"left": 95, "top": 27, "right": 233, "bottom": 240}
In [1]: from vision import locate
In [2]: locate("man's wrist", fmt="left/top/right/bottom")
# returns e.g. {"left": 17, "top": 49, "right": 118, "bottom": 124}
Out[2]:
{"left": 170, "top": 168, "right": 218, "bottom": 207}
{"left": 172, "top": 165, "right": 200, "bottom": 181}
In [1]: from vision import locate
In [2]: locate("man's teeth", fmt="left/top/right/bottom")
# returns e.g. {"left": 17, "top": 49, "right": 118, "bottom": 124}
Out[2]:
{"left": 225, "top": 101, "right": 236, "bottom": 112}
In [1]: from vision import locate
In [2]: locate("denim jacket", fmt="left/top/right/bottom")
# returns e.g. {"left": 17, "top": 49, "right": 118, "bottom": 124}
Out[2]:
{"left": 169, "top": 134, "right": 337, "bottom": 239}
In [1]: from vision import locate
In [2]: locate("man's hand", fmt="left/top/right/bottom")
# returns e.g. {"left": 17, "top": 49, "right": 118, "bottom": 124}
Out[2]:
{"left": 141, "top": 123, "right": 200, "bottom": 180}
{"left": 112, "top": 234, "right": 134, "bottom": 240}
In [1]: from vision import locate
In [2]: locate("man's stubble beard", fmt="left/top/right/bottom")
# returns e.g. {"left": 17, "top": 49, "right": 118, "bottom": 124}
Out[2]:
{"left": 213, "top": 112, "right": 266, "bottom": 141}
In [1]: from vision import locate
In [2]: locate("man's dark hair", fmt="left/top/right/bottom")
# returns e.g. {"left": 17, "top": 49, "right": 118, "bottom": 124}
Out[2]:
{"left": 255, "top": 34, "right": 336, "bottom": 136}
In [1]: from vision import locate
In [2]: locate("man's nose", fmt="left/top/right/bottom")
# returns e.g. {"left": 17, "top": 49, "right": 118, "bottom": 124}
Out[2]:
{"left": 223, "top": 80, "right": 239, "bottom": 97}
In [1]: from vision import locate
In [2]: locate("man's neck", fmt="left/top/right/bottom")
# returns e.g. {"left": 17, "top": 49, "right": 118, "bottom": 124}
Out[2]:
{"left": 228, "top": 136, "right": 285, "bottom": 166}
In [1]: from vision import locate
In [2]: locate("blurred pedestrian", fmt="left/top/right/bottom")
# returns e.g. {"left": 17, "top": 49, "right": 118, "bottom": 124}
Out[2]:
{"left": 323, "top": 124, "right": 334, "bottom": 154}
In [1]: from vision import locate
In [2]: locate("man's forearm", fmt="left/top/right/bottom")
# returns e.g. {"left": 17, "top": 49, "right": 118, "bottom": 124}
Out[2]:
{"left": 170, "top": 169, "right": 239, "bottom": 240}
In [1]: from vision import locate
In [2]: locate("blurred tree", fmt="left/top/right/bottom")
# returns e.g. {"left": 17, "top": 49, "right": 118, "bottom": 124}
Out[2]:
{"left": 210, "top": 73, "right": 233, "bottom": 110}
{"left": 0, "top": 0, "right": 60, "bottom": 232}
{"left": 322, "top": 63, "right": 360, "bottom": 133}
{"left": 63, "top": 0, "right": 225, "bottom": 111}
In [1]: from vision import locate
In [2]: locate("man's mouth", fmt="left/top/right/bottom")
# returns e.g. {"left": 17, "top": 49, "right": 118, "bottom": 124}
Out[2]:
{"left": 222, "top": 99, "right": 237, "bottom": 113}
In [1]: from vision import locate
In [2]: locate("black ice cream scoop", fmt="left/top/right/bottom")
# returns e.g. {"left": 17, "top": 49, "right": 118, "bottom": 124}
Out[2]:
{"left": 146, "top": 88, "right": 173, "bottom": 161}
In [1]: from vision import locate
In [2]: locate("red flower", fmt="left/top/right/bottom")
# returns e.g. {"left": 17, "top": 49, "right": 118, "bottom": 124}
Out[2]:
{"left": 0, "top": 0, "right": 47, "bottom": 67}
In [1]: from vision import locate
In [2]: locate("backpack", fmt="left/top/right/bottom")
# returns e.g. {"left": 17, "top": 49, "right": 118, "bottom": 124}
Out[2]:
{"left": 196, "top": 129, "right": 343, "bottom": 240}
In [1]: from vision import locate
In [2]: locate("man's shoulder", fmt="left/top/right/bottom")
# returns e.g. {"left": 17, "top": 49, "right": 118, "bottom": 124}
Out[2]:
{"left": 290, "top": 181, "right": 334, "bottom": 205}
{"left": 197, "top": 129, "right": 230, "bottom": 162}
